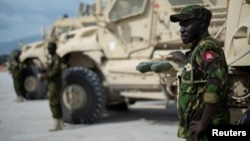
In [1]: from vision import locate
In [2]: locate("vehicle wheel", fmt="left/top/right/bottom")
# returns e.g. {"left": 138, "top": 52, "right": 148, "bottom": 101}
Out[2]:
{"left": 61, "top": 67, "right": 105, "bottom": 124}
{"left": 22, "top": 66, "right": 48, "bottom": 100}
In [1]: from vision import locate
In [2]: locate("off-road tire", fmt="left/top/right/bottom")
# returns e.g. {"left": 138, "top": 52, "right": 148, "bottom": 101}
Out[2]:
{"left": 61, "top": 67, "right": 105, "bottom": 124}
{"left": 22, "top": 66, "right": 48, "bottom": 100}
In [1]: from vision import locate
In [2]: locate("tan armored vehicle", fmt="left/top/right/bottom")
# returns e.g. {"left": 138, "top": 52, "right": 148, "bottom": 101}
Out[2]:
{"left": 17, "top": 3, "right": 96, "bottom": 100}
{"left": 223, "top": 0, "right": 250, "bottom": 123}
{"left": 139, "top": 0, "right": 250, "bottom": 124}
{"left": 55, "top": 0, "right": 228, "bottom": 123}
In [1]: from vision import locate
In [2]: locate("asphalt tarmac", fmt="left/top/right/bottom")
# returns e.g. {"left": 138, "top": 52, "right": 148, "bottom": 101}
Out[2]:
{"left": 0, "top": 72, "right": 184, "bottom": 141}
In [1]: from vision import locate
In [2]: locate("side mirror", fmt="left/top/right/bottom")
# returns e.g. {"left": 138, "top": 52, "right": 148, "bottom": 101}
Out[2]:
{"left": 95, "top": 0, "right": 102, "bottom": 16}
{"left": 18, "top": 41, "right": 24, "bottom": 49}
{"left": 40, "top": 25, "right": 46, "bottom": 40}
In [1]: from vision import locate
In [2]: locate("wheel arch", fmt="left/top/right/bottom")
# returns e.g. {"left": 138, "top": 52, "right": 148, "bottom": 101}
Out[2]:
{"left": 63, "top": 51, "right": 106, "bottom": 82}
{"left": 22, "top": 57, "right": 47, "bottom": 70}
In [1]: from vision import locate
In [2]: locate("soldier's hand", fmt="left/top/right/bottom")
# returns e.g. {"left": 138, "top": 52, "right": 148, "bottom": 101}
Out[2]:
{"left": 152, "top": 54, "right": 165, "bottom": 61}
{"left": 165, "top": 51, "right": 186, "bottom": 62}
{"left": 190, "top": 120, "right": 207, "bottom": 136}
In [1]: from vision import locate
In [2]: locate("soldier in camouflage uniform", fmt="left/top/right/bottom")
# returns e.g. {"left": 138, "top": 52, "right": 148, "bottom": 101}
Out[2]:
{"left": 165, "top": 5, "right": 230, "bottom": 140}
{"left": 9, "top": 49, "right": 25, "bottom": 102}
{"left": 40, "top": 42, "right": 63, "bottom": 131}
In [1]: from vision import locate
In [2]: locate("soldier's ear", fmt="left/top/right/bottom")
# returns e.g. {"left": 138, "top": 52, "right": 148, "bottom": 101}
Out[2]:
{"left": 200, "top": 20, "right": 209, "bottom": 29}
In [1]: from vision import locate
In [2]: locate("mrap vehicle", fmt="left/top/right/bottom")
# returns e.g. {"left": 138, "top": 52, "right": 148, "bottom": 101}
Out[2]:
{"left": 15, "top": 2, "right": 96, "bottom": 100}
{"left": 54, "top": 0, "right": 229, "bottom": 124}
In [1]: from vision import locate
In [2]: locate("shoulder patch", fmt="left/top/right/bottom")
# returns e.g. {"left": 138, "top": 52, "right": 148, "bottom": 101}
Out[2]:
{"left": 202, "top": 51, "right": 215, "bottom": 62}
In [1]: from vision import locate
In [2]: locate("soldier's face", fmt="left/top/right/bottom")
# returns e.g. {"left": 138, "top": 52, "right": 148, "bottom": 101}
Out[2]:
{"left": 179, "top": 18, "right": 201, "bottom": 44}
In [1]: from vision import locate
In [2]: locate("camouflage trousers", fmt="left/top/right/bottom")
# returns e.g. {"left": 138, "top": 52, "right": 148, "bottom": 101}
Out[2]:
{"left": 13, "top": 79, "right": 23, "bottom": 97}
{"left": 48, "top": 82, "right": 62, "bottom": 119}
{"left": 186, "top": 135, "right": 207, "bottom": 141}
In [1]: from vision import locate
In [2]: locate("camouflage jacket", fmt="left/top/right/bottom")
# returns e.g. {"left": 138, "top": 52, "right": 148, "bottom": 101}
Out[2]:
{"left": 177, "top": 33, "right": 230, "bottom": 138}
{"left": 46, "top": 54, "right": 62, "bottom": 84}
{"left": 9, "top": 61, "right": 23, "bottom": 80}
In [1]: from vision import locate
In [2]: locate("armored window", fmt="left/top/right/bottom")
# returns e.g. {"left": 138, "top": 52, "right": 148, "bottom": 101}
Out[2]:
{"left": 168, "top": 0, "right": 204, "bottom": 6}
{"left": 82, "top": 22, "right": 96, "bottom": 27}
{"left": 108, "top": 0, "right": 146, "bottom": 21}
{"left": 55, "top": 26, "right": 72, "bottom": 35}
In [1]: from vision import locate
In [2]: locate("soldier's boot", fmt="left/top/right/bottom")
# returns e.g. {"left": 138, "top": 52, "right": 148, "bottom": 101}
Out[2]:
{"left": 60, "top": 119, "right": 65, "bottom": 127}
{"left": 49, "top": 119, "right": 63, "bottom": 132}
{"left": 15, "top": 96, "right": 24, "bottom": 102}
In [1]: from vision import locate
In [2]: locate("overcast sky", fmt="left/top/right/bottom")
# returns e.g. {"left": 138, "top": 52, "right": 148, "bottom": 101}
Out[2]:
{"left": 0, "top": 0, "right": 94, "bottom": 42}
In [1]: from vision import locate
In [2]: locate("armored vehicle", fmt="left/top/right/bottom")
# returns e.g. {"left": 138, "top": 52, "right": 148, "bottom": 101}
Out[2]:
{"left": 17, "top": 2, "right": 96, "bottom": 100}
{"left": 139, "top": 0, "right": 250, "bottom": 124}
{"left": 223, "top": 0, "right": 250, "bottom": 123}
{"left": 55, "top": 0, "right": 228, "bottom": 123}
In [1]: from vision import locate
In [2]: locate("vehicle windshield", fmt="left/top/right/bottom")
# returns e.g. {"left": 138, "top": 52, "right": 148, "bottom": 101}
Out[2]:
{"left": 109, "top": 0, "right": 145, "bottom": 21}
{"left": 54, "top": 26, "right": 72, "bottom": 36}
{"left": 49, "top": 24, "right": 75, "bottom": 40}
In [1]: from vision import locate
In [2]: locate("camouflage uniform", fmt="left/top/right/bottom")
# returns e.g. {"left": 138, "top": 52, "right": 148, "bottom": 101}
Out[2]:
{"left": 10, "top": 62, "right": 24, "bottom": 98}
{"left": 9, "top": 49, "right": 25, "bottom": 101}
{"left": 170, "top": 5, "right": 230, "bottom": 140}
{"left": 46, "top": 53, "right": 63, "bottom": 119}
{"left": 178, "top": 34, "right": 230, "bottom": 140}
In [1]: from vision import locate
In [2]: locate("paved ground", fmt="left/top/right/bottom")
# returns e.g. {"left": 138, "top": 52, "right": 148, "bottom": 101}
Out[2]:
{"left": 0, "top": 72, "right": 184, "bottom": 141}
